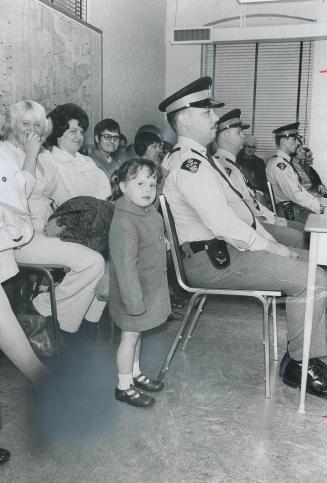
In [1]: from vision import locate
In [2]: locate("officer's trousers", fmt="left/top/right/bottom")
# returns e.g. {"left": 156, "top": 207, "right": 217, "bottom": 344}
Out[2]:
{"left": 15, "top": 232, "right": 106, "bottom": 333}
{"left": 183, "top": 246, "right": 327, "bottom": 361}
{"left": 263, "top": 222, "right": 306, "bottom": 249}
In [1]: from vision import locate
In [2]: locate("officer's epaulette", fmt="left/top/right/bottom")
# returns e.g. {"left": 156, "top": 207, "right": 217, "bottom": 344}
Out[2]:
{"left": 277, "top": 162, "right": 287, "bottom": 170}
{"left": 181, "top": 158, "right": 201, "bottom": 173}
{"left": 168, "top": 147, "right": 181, "bottom": 157}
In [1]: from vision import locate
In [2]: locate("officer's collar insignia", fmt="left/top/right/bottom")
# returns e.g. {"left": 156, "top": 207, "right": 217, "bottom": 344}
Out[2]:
{"left": 277, "top": 162, "right": 287, "bottom": 170}
{"left": 181, "top": 158, "right": 201, "bottom": 173}
{"left": 225, "top": 167, "right": 232, "bottom": 176}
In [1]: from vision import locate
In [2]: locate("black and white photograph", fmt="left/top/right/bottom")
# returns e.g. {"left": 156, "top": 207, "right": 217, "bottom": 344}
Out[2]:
{"left": 1, "top": 0, "right": 327, "bottom": 481}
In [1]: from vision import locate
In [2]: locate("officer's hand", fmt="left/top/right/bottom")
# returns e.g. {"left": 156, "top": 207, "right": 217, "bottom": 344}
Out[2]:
{"left": 274, "top": 216, "right": 287, "bottom": 227}
{"left": 267, "top": 241, "right": 299, "bottom": 259}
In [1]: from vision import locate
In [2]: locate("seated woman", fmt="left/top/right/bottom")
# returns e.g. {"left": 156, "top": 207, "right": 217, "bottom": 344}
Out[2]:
{"left": 2, "top": 100, "right": 107, "bottom": 340}
{"left": 45, "top": 103, "right": 111, "bottom": 204}
{"left": 0, "top": 139, "right": 48, "bottom": 465}
{"left": 0, "top": 136, "right": 46, "bottom": 384}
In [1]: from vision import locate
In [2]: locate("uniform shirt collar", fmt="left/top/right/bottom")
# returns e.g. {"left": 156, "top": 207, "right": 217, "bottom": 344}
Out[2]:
{"left": 177, "top": 136, "right": 207, "bottom": 157}
{"left": 277, "top": 149, "right": 291, "bottom": 162}
{"left": 215, "top": 147, "right": 236, "bottom": 162}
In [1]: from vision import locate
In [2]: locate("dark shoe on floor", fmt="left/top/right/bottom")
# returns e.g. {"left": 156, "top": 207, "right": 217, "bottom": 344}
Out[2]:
{"left": 170, "top": 295, "right": 185, "bottom": 309}
{"left": 0, "top": 448, "right": 10, "bottom": 465}
{"left": 115, "top": 385, "right": 155, "bottom": 407}
{"left": 279, "top": 351, "right": 291, "bottom": 378}
{"left": 133, "top": 374, "right": 164, "bottom": 392}
{"left": 310, "top": 357, "right": 327, "bottom": 378}
{"left": 280, "top": 353, "right": 327, "bottom": 399}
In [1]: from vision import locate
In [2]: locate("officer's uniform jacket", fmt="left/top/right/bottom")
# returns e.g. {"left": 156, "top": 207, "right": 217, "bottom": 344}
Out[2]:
{"left": 266, "top": 150, "right": 320, "bottom": 213}
{"left": 215, "top": 148, "right": 276, "bottom": 225}
{"left": 163, "top": 136, "right": 271, "bottom": 251}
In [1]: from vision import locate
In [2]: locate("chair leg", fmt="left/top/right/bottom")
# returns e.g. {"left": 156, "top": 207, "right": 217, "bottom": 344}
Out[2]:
{"left": 181, "top": 295, "right": 207, "bottom": 351}
{"left": 157, "top": 292, "right": 202, "bottom": 381}
{"left": 41, "top": 269, "right": 63, "bottom": 358}
{"left": 271, "top": 297, "right": 278, "bottom": 361}
{"left": 261, "top": 297, "right": 271, "bottom": 399}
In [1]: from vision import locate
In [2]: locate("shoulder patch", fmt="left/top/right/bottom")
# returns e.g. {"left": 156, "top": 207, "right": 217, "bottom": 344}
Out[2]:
{"left": 277, "top": 162, "right": 287, "bottom": 171}
{"left": 180, "top": 158, "right": 201, "bottom": 174}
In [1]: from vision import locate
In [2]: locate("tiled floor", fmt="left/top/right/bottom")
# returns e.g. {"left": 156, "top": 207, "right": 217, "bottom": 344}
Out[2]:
{"left": 1, "top": 296, "right": 327, "bottom": 482}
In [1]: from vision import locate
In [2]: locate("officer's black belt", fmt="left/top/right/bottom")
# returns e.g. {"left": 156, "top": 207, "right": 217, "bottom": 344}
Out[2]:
{"left": 189, "top": 240, "right": 215, "bottom": 254}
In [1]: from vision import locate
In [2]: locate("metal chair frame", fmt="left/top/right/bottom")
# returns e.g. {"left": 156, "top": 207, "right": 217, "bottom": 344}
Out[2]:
{"left": 267, "top": 181, "right": 277, "bottom": 215}
{"left": 17, "top": 263, "right": 70, "bottom": 358}
{"left": 158, "top": 195, "right": 282, "bottom": 398}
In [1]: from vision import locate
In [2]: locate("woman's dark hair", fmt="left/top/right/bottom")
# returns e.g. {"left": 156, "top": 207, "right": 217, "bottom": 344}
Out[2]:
{"left": 134, "top": 132, "right": 161, "bottom": 157}
{"left": 110, "top": 158, "right": 162, "bottom": 200}
{"left": 46, "top": 103, "right": 89, "bottom": 148}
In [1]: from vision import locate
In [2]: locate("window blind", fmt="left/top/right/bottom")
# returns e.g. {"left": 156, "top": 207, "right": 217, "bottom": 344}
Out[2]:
{"left": 50, "top": 0, "right": 87, "bottom": 21}
{"left": 202, "top": 40, "right": 313, "bottom": 159}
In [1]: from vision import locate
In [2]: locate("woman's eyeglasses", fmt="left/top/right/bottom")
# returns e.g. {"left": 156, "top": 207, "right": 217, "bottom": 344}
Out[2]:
{"left": 101, "top": 134, "right": 120, "bottom": 142}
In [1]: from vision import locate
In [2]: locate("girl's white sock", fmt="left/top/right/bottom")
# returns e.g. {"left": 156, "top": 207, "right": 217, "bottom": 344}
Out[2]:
{"left": 117, "top": 372, "right": 134, "bottom": 390}
{"left": 133, "top": 359, "right": 141, "bottom": 378}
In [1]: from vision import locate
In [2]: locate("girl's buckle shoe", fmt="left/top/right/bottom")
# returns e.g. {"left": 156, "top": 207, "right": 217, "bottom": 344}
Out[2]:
{"left": 115, "top": 385, "right": 155, "bottom": 407}
{"left": 133, "top": 374, "right": 164, "bottom": 392}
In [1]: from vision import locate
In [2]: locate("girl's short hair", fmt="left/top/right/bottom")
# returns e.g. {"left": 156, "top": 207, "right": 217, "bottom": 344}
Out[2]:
{"left": 2, "top": 100, "right": 49, "bottom": 143}
{"left": 46, "top": 103, "right": 89, "bottom": 149}
{"left": 110, "top": 158, "right": 162, "bottom": 200}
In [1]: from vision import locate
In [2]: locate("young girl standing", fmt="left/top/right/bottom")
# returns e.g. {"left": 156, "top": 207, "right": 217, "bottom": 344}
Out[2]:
{"left": 109, "top": 159, "right": 171, "bottom": 407}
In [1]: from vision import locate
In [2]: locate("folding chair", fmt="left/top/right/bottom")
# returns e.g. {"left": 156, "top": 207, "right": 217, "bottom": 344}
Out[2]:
{"left": 17, "top": 263, "right": 70, "bottom": 358}
{"left": 158, "top": 194, "right": 282, "bottom": 398}
{"left": 267, "top": 181, "right": 277, "bottom": 215}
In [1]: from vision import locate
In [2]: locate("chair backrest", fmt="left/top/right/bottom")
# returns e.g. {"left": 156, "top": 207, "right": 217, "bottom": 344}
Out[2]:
{"left": 159, "top": 194, "right": 190, "bottom": 291}
{"left": 266, "top": 181, "right": 277, "bottom": 215}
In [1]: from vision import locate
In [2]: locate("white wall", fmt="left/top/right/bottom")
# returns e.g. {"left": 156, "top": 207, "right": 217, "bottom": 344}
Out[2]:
{"left": 88, "top": 0, "right": 166, "bottom": 144}
{"left": 165, "top": 0, "right": 327, "bottom": 181}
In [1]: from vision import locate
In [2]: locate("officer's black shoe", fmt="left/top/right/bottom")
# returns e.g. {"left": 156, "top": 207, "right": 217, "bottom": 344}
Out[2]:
{"left": 280, "top": 353, "right": 327, "bottom": 399}
{"left": 279, "top": 351, "right": 290, "bottom": 378}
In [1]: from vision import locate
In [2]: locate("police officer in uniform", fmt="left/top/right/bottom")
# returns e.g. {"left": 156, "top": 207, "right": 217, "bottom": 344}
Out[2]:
{"left": 266, "top": 123, "right": 323, "bottom": 223}
{"left": 213, "top": 109, "right": 306, "bottom": 249}
{"left": 160, "top": 77, "right": 327, "bottom": 399}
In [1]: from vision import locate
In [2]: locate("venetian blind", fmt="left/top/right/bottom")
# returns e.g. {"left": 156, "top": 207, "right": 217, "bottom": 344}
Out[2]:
{"left": 49, "top": 0, "right": 87, "bottom": 21}
{"left": 202, "top": 41, "right": 313, "bottom": 160}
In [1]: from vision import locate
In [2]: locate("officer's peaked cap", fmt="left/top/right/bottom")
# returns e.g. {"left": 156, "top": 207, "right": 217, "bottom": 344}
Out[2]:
{"left": 272, "top": 122, "right": 300, "bottom": 137}
{"left": 159, "top": 77, "right": 224, "bottom": 114}
{"left": 217, "top": 108, "right": 250, "bottom": 133}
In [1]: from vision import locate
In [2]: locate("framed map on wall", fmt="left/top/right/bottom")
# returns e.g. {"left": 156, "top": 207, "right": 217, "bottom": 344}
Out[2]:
{"left": 0, "top": 0, "right": 102, "bottom": 146}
